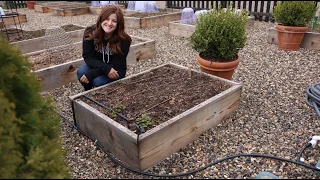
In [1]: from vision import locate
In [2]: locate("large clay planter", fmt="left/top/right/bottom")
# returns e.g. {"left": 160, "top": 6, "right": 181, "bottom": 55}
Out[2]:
{"left": 197, "top": 53, "right": 240, "bottom": 80}
{"left": 26, "top": 1, "right": 36, "bottom": 9}
{"left": 275, "top": 24, "right": 308, "bottom": 51}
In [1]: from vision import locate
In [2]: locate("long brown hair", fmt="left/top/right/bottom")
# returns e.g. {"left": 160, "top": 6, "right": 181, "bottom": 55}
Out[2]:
{"left": 85, "top": 5, "right": 132, "bottom": 54}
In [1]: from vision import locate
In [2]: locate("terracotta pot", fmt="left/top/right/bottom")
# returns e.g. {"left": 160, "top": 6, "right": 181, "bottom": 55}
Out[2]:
{"left": 276, "top": 24, "right": 308, "bottom": 51}
{"left": 26, "top": 1, "right": 36, "bottom": 10}
{"left": 197, "top": 54, "right": 240, "bottom": 80}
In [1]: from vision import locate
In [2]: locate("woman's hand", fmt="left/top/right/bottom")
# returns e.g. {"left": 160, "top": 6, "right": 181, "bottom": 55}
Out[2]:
{"left": 108, "top": 68, "right": 119, "bottom": 79}
{"left": 80, "top": 75, "right": 90, "bottom": 84}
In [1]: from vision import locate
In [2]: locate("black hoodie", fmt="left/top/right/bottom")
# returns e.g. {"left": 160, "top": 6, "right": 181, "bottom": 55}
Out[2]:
{"left": 82, "top": 26, "right": 130, "bottom": 81}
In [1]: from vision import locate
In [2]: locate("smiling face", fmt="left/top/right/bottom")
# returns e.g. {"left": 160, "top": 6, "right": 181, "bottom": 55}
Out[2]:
{"left": 101, "top": 13, "right": 117, "bottom": 35}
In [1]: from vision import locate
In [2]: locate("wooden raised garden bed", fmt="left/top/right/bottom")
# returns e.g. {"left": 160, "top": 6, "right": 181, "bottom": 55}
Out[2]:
{"left": 89, "top": 5, "right": 126, "bottom": 15}
{"left": 69, "top": 62, "right": 242, "bottom": 170}
{"left": 267, "top": 27, "right": 320, "bottom": 50}
{"left": 7, "top": 24, "right": 84, "bottom": 43}
{"left": 10, "top": 27, "right": 155, "bottom": 92}
{"left": 124, "top": 8, "right": 182, "bottom": 28}
{"left": 168, "top": 16, "right": 255, "bottom": 38}
{"left": 52, "top": 4, "right": 90, "bottom": 16}
{"left": 1, "top": 13, "right": 27, "bottom": 25}
{"left": 34, "top": 1, "right": 87, "bottom": 13}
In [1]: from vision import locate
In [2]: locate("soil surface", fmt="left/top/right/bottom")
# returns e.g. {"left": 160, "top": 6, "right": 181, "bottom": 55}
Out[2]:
{"left": 79, "top": 64, "right": 232, "bottom": 134}
{"left": 126, "top": 9, "right": 176, "bottom": 18}
{"left": 28, "top": 37, "right": 146, "bottom": 71}
{"left": 2, "top": 24, "right": 85, "bottom": 42}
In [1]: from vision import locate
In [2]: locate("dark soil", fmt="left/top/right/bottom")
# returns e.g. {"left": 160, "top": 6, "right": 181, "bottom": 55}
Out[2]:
{"left": 79, "top": 64, "right": 232, "bottom": 134}
{"left": 2, "top": 24, "right": 85, "bottom": 43}
{"left": 126, "top": 9, "right": 176, "bottom": 18}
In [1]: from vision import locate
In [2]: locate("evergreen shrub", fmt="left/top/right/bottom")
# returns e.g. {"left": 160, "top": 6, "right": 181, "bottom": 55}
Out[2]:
{"left": 0, "top": 37, "right": 70, "bottom": 179}
{"left": 189, "top": 5, "right": 248, "bottom": 61}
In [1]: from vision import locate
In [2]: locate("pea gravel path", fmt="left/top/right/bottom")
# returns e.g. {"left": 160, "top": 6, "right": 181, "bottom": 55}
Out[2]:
{"left": 17, "top": 8, "right": 320, "bottom": 179}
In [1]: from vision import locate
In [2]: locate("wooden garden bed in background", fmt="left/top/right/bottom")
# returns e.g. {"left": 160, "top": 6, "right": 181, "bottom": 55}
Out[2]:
{"left": 168, "top": 16, "right": 255, "bottom": 38}
{"left": 124, "top": 8, "right": 182, "bottom": 29}
{"left": 70, "top": 62, "right": 242, "bottom": 170}
{"left": 89, "top": 5, "right": 126, "bottom": 15}
{"left": 34, "top": 1, "right": 87, "bottom": 13}
{"left": 1, "top": 13, "right": 27, "bottom": 25}
{"left": 52, "top": 4, "right": 90, "bottom": 16}
{"left": 267, "top": 27, "right": 320, "bottom": 50}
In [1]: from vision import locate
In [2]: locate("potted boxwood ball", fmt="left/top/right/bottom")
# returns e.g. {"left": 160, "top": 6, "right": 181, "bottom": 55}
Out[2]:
{"left": 189, "top": 5, "right": 248, "bottom": 80}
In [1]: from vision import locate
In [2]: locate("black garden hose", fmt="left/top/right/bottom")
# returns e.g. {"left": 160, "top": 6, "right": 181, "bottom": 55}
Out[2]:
{"left": 306, "top": 84, "right": 320, "bottom": 118}
{"left": 57, "top": 112, "right": 320, "bottom": 178}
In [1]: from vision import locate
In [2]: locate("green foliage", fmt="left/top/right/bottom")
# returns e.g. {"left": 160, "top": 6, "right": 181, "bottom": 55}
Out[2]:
{"left": 188, "top": 5, "right": 248, "bottom": 61}
{"left": 0, "top": 37, "right": 70, "bottom": 178}
{"left": 111, "top": 104, "right": 124, "bottom": 119}
{"left": 273, "top": 1, "right": 317, "bottom": 26}
{"left": 311, "top": 17, "right": 320, "bottom": 31}
{"left": 136, "top": 115, "right": 153, "bottom": 129}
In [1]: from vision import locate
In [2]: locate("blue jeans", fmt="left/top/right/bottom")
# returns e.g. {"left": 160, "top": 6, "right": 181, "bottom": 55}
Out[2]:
{"left": 77, "top": 65, "right": 124, "bottom": 91}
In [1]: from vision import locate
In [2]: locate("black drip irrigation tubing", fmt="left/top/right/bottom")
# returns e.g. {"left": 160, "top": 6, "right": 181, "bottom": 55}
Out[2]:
{"left": 306, "top": 84, "right": 320, "bottom": 118}
{"left": 56, "top": 111, "right": 320, "bottom": 178}
{"left": 82, "top": 94, "right": 145, "bottom": 133}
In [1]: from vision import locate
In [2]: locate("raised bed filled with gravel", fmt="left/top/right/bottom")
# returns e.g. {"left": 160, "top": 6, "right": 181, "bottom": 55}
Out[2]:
{"left": 168, "top": 16, "right": 255, "bottom": 38}
{"left": 267, "top": 27, "right": 320, "bottom": 50}
{"left": 69, "top": 62, "right": 242, "bottom": 170}
{"left": 8, "top": 24, "right": 84, "bottom": 44}
{"left": 124, "top": 8, "right": 182, "bottom": 28}
{"left": 26, "top": 35, "right": 155, "bottom": 92}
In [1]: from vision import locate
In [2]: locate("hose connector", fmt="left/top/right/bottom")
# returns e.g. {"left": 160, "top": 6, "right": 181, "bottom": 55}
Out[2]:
{"left": 309, "top": 136, "right": 320, "bottom": 148}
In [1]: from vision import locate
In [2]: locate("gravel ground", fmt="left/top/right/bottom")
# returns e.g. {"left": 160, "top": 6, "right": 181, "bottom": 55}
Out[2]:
{"left": 18, "top": 8, "right": 320, "bottom": 179}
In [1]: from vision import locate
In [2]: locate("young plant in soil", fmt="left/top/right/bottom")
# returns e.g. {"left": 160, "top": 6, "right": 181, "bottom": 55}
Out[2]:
{"left": 80, "top": 64, "right": 232, "bottom": 134}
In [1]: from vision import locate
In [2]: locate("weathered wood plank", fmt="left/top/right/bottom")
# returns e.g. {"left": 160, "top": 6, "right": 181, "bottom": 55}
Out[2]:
{"left": 138, "top": 84, "right": 241, "bottom": 170}
{"left": 141, "top": 12, "right": 182, "bottom": 28}
{"left": 267, "top": 27, "right": 320, "bottom": 50}
{"left": 124, "top": 8, "right": 182, "bottom": 29}
{"left": 10, "top": 28, "right": 85, "bottom": 54}
{"left": 2, "top": 14, "right": 27, "bottom": 25}
{"left": 129, "top": 36, "right": 156, "bottom": 63}
{"left": 34, "top": 4, "right": 54, "bottom": 13}
{"left": 34, "top": 58, "right": 85, "bottom": 93}
{"left": 124, "top": 17, "right": 141, "bottom": 29}
{"left": 73, "top": 100, "right": 139, "bottom": 168}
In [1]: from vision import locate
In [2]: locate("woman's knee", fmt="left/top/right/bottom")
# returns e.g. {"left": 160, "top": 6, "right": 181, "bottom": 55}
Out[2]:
{"left": 77, "top": 65, "right": 91, "bottom": 79}
{"left": 92, "top": 76, "right": 110, "bottom": 87}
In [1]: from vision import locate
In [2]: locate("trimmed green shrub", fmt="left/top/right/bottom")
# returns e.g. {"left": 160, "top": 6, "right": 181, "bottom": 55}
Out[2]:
{"left": 188, "top": 5, "right": 248, "bottom": 61}
{"left": 0, "top": 36, "right": 70, "bottom": 178}
{"left": 273, "top": 1, "right": 317, "bottom": 26}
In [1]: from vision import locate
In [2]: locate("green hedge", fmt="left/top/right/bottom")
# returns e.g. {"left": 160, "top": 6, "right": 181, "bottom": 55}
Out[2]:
{"left": 0, "top": 36, "right": 70, "bottom": 178}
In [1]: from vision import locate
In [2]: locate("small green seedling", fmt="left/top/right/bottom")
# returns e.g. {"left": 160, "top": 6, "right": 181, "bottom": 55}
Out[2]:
{"left": 118, "top": 80, "right": 129, "bottom": 84}
{"left": 111, "top": 104, "right": 124, "bottom": 119}
{"left": 136, "top": 115, "right": 153, "bottom": 129}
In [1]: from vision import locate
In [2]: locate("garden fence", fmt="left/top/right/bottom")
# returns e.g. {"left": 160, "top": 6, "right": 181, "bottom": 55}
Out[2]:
{"left": 167, "top": 1, "right": 320, "bottom": 22}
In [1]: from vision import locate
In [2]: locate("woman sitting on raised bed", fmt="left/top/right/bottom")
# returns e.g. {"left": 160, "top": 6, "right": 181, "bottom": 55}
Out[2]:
{"left": 77, "top": 5, "right": 132, "bottom": 91}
